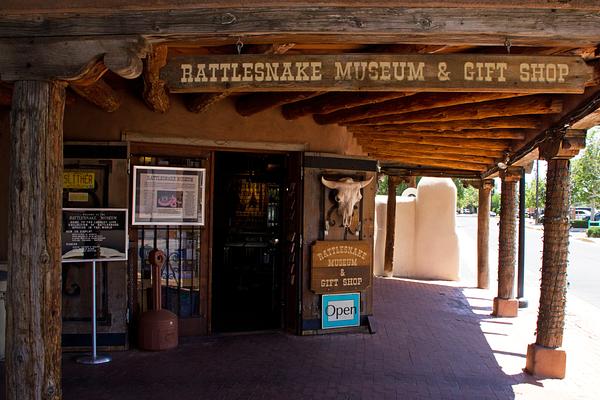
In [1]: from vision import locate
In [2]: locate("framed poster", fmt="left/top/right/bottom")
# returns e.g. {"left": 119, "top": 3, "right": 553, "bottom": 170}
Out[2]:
{"left": 62, "top": 208, "right": 129, "bottom": 263}
{"left": 132, "top": 166, "right": 206, "bottom": 226}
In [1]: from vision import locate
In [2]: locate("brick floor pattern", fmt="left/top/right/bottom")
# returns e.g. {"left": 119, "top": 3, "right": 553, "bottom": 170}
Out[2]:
{"left": 3, "top": 276, "right": 598, "bottom": 399}
{"left": 67, "top": 278, "right": 534, "bottom": 400}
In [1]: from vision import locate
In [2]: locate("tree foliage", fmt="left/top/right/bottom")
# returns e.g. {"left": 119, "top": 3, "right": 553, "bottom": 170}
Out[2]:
{"left": 456, "top": 183, "right": 478, "bottom": 210}
{"left": 491, "top": 192, "right": 501, "bottom": 214}
{"left": 571, "top": 127, "right": 600, "bottom": 210}
{"left": 525, "top": 177, "right": 546, "bottom": 211}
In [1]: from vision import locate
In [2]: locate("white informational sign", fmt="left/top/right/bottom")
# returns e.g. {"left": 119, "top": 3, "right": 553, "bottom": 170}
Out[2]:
{"left": 62, "top": 208, "right": 129, "bottom": 263}
{"left": 132, "top": 166, "right": 206, "bottom": 226}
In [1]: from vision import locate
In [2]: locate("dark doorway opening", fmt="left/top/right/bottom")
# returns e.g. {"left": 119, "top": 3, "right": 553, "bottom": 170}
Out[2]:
{"left": 212, "top": 152, "right": 285, "bottom": 332}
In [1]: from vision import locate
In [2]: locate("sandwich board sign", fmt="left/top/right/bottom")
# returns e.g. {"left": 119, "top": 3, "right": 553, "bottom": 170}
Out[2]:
{"left": 321, "top": 293, "right": 360, "bottom": 329}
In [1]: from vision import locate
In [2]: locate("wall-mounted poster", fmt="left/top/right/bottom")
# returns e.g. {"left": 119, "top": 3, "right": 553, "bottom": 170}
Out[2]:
{"left": 62, "top": 208, "right": 128, "bottom": 263}
{"left": 132, "top": 166, "right": 206, "bottom": 226}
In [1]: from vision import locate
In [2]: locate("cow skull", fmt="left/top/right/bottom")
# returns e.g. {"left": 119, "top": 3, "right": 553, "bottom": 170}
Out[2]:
{"left": 321, "top": 176, "right": 374, "bottom": 228}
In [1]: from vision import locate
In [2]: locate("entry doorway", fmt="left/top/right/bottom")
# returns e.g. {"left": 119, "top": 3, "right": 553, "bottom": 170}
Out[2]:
{"left": 212, "top": 152, "right": 285, "bottom": 332}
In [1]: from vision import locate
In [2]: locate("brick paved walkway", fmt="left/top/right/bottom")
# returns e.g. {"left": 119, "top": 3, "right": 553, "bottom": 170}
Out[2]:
{"left": 54, "top": 275, "right": 593, "bottom": 400}
{"left": 2, "top": 274, "right": 599, "bottom": 399}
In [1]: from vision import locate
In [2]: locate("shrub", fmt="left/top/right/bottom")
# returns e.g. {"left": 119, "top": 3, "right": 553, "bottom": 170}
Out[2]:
{"left": 588, "top": 227, "right": 600, "bottom": 238}
{"left": 571, "top": 220, "right": 589, "bottom": 229}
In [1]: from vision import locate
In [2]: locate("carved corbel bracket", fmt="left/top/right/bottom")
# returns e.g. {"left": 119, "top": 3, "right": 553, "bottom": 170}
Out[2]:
{"left": 539, "top": 129, "right": 587, "bottom": 160}
{"left": 143, "top": 44, "right": 170, "bottom": 113}
{"left": 499, "top": 166, "right": 523, "bottom": 182}
{"left": 64, "top": 57, "right": 121, "bottom": 113}
{"left": 463, "top": 179, "right": 494, "bottom": 191}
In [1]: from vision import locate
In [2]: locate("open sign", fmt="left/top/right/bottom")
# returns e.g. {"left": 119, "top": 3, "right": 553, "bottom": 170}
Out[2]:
{"left": 322, "top": 293, "right": 360, "bottom": 329}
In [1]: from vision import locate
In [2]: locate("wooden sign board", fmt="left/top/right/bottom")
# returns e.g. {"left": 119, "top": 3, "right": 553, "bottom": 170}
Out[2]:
{"left": 161, "top": 54, "right": 593, "bottom": 94}
{"left": 311, "top": 240, "right": 371, "bottom": 294}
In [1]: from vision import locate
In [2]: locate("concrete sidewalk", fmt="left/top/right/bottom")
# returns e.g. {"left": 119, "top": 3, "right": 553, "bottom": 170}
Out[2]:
{"left": 3, "top": 276, "right": 591, "bottom": 400}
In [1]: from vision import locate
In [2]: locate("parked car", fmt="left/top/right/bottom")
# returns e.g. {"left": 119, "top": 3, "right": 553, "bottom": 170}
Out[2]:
{"left": 490, "top": 211, "right": 497, "bottom": 217}
{"left": 574, "top": 209, "right": 591, "bottom": 221}
{"left": 594, "top": 212, "right": 600, "bottom": 222}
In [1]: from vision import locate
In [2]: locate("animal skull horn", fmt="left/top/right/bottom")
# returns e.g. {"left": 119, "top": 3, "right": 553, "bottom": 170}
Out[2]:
{"left": 321, "top": 176, "right": 374, "bottom": 228}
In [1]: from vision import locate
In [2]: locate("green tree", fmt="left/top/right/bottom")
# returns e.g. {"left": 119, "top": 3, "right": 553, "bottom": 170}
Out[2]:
{"left": 525, "top": 178, "right": 546, "bottom": 211}
{"left": 457, "top": 184, "right": 478, "bottom": 211}
{"left": 376, "top": 175, "right": 420, "bottom": 196}
{"left": 491, "top": 191, "right": 501, "bottom": 214}
{"left": 571, "top": 127, "right": 600, "bottom": 211}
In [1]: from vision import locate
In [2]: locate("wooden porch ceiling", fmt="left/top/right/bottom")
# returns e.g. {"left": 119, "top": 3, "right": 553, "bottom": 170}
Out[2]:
{"left": 3, "top": 41, "right": 599, "bottom": 177}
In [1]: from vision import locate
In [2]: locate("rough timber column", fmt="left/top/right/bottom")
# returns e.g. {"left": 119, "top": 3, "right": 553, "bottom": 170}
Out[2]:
{"left": 477, "top": 179, "right": 494, "bottom": 289}
{"left": 526, "top": 129, "right": 586, "bottom": 379}
{"left": 383, "top": 175, "right": 400, "bottom": 277}
{"left": 493, "top": 167, "right": 521, "bottom": 317}
{"left": 7, "top": 81, "right": 65, "bottom": 400}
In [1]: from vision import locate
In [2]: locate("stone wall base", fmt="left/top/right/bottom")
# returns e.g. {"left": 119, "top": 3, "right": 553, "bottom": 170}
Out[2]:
{"left": 492, "top": 297, "right": 518, "bottom": 317}
{"left": 525, "top": 343, "right": 566, "bottom": 379}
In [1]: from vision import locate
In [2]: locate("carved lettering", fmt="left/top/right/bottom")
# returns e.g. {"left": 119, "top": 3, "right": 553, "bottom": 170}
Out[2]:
{"left": 167, "top": 55, "right": 590, "bottom": 94}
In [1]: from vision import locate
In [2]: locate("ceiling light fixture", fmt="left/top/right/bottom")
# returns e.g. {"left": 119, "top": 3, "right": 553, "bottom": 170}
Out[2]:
{"left": 497, "top": 152, "right": 510, "bottom": 170}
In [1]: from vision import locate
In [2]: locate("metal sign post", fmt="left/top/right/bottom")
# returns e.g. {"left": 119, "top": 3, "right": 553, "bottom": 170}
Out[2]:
{"left": 61, "top": 208, "right": 128, "bottom": 365}
{"left": 77, "top": 260, "right": 111, "bottom": 365}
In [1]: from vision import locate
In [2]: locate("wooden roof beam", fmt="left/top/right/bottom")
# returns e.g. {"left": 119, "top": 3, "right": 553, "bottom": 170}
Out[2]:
{"left": 356, "top": 140, "right": 504, "bottom": 158}
{"left": 143, "top": 44, "right": 170, "bottom": 113}
{"left": 365, "top": 116, "right": 542, "bottom": 131}
{"left": 235, "top": 92, "right": 322, "bottom": 116}
{"left": 314, "top": 92, "right": 527, "bottom": 125}
{"left": 356, "top": 135, "right": 509, "bottom": 151}
{"left": 358, "top": 147, "right": 496, "bottom": 165}
{"left": 346, "top": 95, "right": 562, "bottom": 126}
{"left": 282, "top": 92, "right": 415, "bottom": 120}
{"left": 370, "top": 155, "right": 487, "bottom": 172}
{"left": 349, "top": 128, "right": 527, "bottom": 140}
{"left": 186, "top": 92, "right": 230, "bottom": 114}
{"left": 4, "top": 7, "right": 600, "bottom": 48}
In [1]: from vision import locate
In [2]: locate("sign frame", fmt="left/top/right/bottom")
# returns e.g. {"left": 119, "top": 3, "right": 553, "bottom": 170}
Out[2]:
{"left": 61, "top": 208, "right": 129, "bottom": 263}
{"left": 132, "top": 165, "right": 206, "bottom": 226}
{"left": 322, "top": 293, "right": 361, "bottom": 330}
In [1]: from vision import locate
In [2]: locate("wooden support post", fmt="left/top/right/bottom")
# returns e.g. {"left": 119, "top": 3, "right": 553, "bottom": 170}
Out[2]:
{"left": 526, "top": 129, "right": 586, "bottom": 379}
{"left": 493, "top": 167, "right": 521, "bottom": 317}
{"left": 407, "top": 176, "right": 417, "bottom": 188}
{"left": 7, "top": 81, "right": 65, "bottom": 400}
{"left": 477, "top": 179, "right": 494, "bottom": 289}
{"left": 383, "top": 176, "right": 400, "bottom": 277}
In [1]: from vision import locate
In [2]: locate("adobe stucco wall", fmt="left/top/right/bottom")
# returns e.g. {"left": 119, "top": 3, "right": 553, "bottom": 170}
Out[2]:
{"left": 413, "top": 178, "right": 460, "bottom": 280}
{"left": 0, "top": 89, "right": 364, "bottom": 261}
{"left": 63, "top": 89, "right": 363, "bottom": 155}
{"left": 373, "top": 195, "right": 415, "bottom": 277}
{"left": 374, "top": 178, "right": 460, "bottom": 281}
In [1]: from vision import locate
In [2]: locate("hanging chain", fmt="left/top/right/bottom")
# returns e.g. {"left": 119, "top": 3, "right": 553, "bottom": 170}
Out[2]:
{"left": 504, "top": 38, "right": 512, "bottom": 54}
{"left": 236, "top": 37, "right": 244, "bottom": 55}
